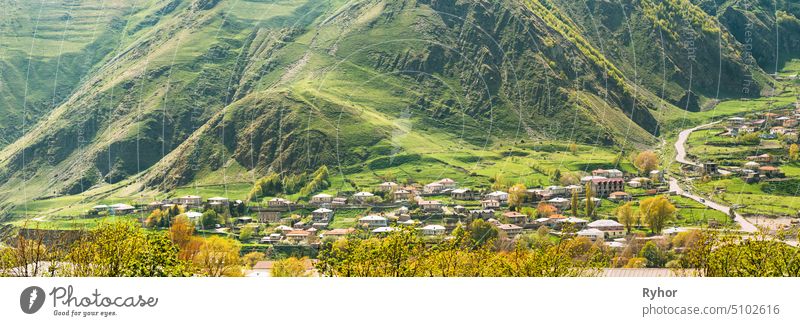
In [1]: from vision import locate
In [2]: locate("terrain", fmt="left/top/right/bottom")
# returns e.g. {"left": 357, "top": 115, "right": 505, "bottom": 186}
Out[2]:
{"left": 0, "top": 0, "right": 797, "bottom": 218}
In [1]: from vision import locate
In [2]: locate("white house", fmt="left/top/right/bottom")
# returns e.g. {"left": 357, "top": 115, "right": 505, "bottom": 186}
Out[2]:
{"left": 359, "top": 215, "right": 388, "bottom": 228}
{"left": 310, "top": 193, "right": 334, "bottom": 205}
{"left": 175, "top": 195, "right": 202, "bottom": 207}
{"left": 587, "top": 219, "right": 626, "bottom": 238}
{"left": 378, "top": 182, "right": 398, "bottom": 192}
{"left": 577, "top": 228, "right": 605, "bottom": 241}
{"left": 485, "top": 191, "right": 509, "bottom": 202}
{"left": 268, "top": 198, "right": 293, "bottom": 207}
{"left": 109, "top": 203, "right": 135, "bottom": 215}
{"left": 352, "top": 191, "right": 375, "bottom": 203}
{"left": 423, "top": 182, "right": 445, "bottom": 194}
{"left": 421, "top": 225, "right": 446, "bottom": 236}
{"left": 547, "top": 197, "right": 570, "bottom": 210}
{"left": 438, "top": 178, "right": 457, "bottom": 190}
{"left": 208, "top": 197, "right": 229, "bottom": 206}
{"left": 312, "top": 208, "right": 334, "bottom": 222}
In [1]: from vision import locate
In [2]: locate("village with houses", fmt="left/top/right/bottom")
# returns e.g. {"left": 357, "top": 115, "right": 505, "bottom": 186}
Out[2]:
{"left": 85, "top": 166, "right": 676, "bottom": 258}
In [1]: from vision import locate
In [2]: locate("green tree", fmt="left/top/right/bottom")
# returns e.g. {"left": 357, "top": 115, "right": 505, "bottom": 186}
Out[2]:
{"left": 201, "top": 209, "right": 219, "bottom": 229}
{"left": 570, "top": 190, "right": 579, "bottom": 217}
{"left": 585, "top": 186, "right": 595, "bottom": 218}
{"left": 239, "top": 225, "right": 256, "bottom": 242}
{"left": 639, "top": 241, "right": 667, "bottom": 267}
{"left": 66, "top": 222, "right": 187, "bottom": 276}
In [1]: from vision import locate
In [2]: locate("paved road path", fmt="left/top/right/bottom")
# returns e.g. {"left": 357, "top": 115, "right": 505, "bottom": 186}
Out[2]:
{"left": 671, "top": 121, "right": 758, "bottom": 233}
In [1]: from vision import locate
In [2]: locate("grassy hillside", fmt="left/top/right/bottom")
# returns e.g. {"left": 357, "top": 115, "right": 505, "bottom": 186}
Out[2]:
{"left": 0, "top": 0, "right": 795, "bottom": 216}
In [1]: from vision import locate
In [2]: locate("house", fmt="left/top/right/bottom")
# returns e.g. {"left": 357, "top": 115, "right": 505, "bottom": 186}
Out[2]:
{"left": 236, "top": 216, "right": 254, "bottom": 224}
{"left": 727, "top": 116, "right": 745, "bottom": 127}
{"left": 109, "top": 203, "right": 135, "bottom": 215}
{"left": 247, "top": 260, "right": 317, "bottom": 277}
{"left": 589, "top": 178, "right": 625, "bottom": 197}
{"left": 208, "top": 197, "right": 229, "bottom": 206}
{"left": 185, "top": 211, "right": 203, "bottom": 224}
{"left": 784, "top": 118, "right": 799, "bottom": 128}
{"left": 378, "top": 181, "right": 398, "bottom": 192}
{"left": 91, "top": 204, "right": 109, "bottom": 214}
{"left": 564, "top": 184, "right": 583, "bottom": 195}
{"left": 581, "top": 197, "right": 602, "bottom": 208}
{"left": 310, "top": 193, "right": 334, "bottom": 205}
{"left": 608, "top": 191, "right": 631, "bottom": 202}
{"left": 352, "top": 191, "right": 375, "bottom": 204}
{"left": 481, "top": 199, "right": 501, "bottom": 209}
{"left": 700, "top": 162, "right": 719, "bottom": 175}
{"left": 545, "top": 185, "right": 568, "bottom": 197}
{"left": 547, "top": 197, "right": 570, "bottom": 210}
{"left": 759, "top": 166, "right": 785, "bottom": 178}
{"left": 747, "top": 153, "right": 773, "bottom": 163}
{"left": 453, "top": 205, "right": 467, "bottom": 214}
{"left": 485, "top": 191, "right": 509, "bottom": 202}
{"left": 649, "top": 170, "right": 664, "bottom": 183}
{"left": 312, "top": 208, "right": 334, "bottom": 222}
{"left": 577, "top": 228, "right": 605, "bottom": 241}
{"left": 451, "top": 188, "right": 477, "bottom": 200}
{"left": 438, "top": 178, "right": 457, "bottom": 190}
{"left": 175, "top": 195, "right": 202, "bottom": 207}
{"left": 286, "top": 230, "right": 312, "bottom": 243}
{"left": 468, "top": 209, "right": 495, "bottom": 220}
{"left": 771, "top": 126, "right": 787, "bottom": 135}
{"left": 268, "top": 198, "right": 293, "bottom": 207}
{"left": 359, "top": 215, "right": 388, "bottom": 228}
{"left": 393, "top": 189, "right": 414, "bottom": 201}
{"left": 331, "top": 197, "right": 347, "bottom": 207}
{"left": 502, "top": 211, "right": 528, "bottom": 225}
{"left": 628, "top": 178, "right": 644, "bottom": 188}
{"left": 258, "top": 211, "right": 281, "bottom": 223}
{"left": 423, "top": 182, "right": 445, "bottom": 194}
{"left": 322, "top": 228, "right": 355, "bottom": 238}
{"left": 580, "top": 176, "right": 607, "bottom": 184}
{"left": 421, "top": 224, "right": 446, "bottom": 236}
{"left": 556, "top": 217, "right": 588, "bottom": 229}
{"left": 372, "top": 227, "right": 397, "bottom": 234}
{"left": 587, "top": 219, "right": 626, "bottom": 238}
{"left": 744, "top": 161, "right": 760, "bottom": 170}
{"left": 497, "top": 224, "right": 523, "bottom": 237}
{"left": 274, "top": 225, "right": 294, "bottom": 233}
{"left": 419, "top": 200, "right": 443, "bottom": 213}
{"left": 592, "top": 169, "right": 623, "bottom": 178}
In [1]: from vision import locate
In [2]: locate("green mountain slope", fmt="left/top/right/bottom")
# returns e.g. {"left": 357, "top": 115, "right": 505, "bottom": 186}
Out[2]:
{"left": 0, "top": 0, "right": 795, "bottom": 212}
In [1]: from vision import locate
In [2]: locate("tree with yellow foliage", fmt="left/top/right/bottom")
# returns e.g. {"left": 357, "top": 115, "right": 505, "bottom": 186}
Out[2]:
{"left": 615, "top": 202, "right": 637, "bottom": 233}
{"left": 634, "top": 151, "right": 659, "bottom": 175}
{"left": 508, "top": 183, "right": 527, "bottom": 209}
{"left": 639, "top": 196, "right": 676, "bottom": 234}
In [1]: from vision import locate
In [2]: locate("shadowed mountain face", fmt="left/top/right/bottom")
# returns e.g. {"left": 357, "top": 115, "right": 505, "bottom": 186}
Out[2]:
{"left": 0, "top": 0, "right": 794, "bottom": 207}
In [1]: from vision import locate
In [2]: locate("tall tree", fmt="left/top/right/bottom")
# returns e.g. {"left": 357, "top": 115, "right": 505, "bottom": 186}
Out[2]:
{"left": 616, "top": 202, "right": 637, "bottom": 233}
{"left": 634, "top": 151, "right": 659, "bottom": 174}
{"left": 508, "top": 183, "right": 527, "bottom": 209}
{"left": 585, "top": 186, "right": 595, "bottom": 218}
{"left": 639, "top": 196, "right": 676, "bottom": 234}
{"left": 193, "top": 236, "right": 242, "bottom": 277}
{"left": 570, "top": 190, "right": 579, "bottom": 217}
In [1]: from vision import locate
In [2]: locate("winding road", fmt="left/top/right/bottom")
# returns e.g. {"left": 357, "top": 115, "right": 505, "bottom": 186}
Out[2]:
{"left": 670, "top": 121, "right": 758, "bottom": 233}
